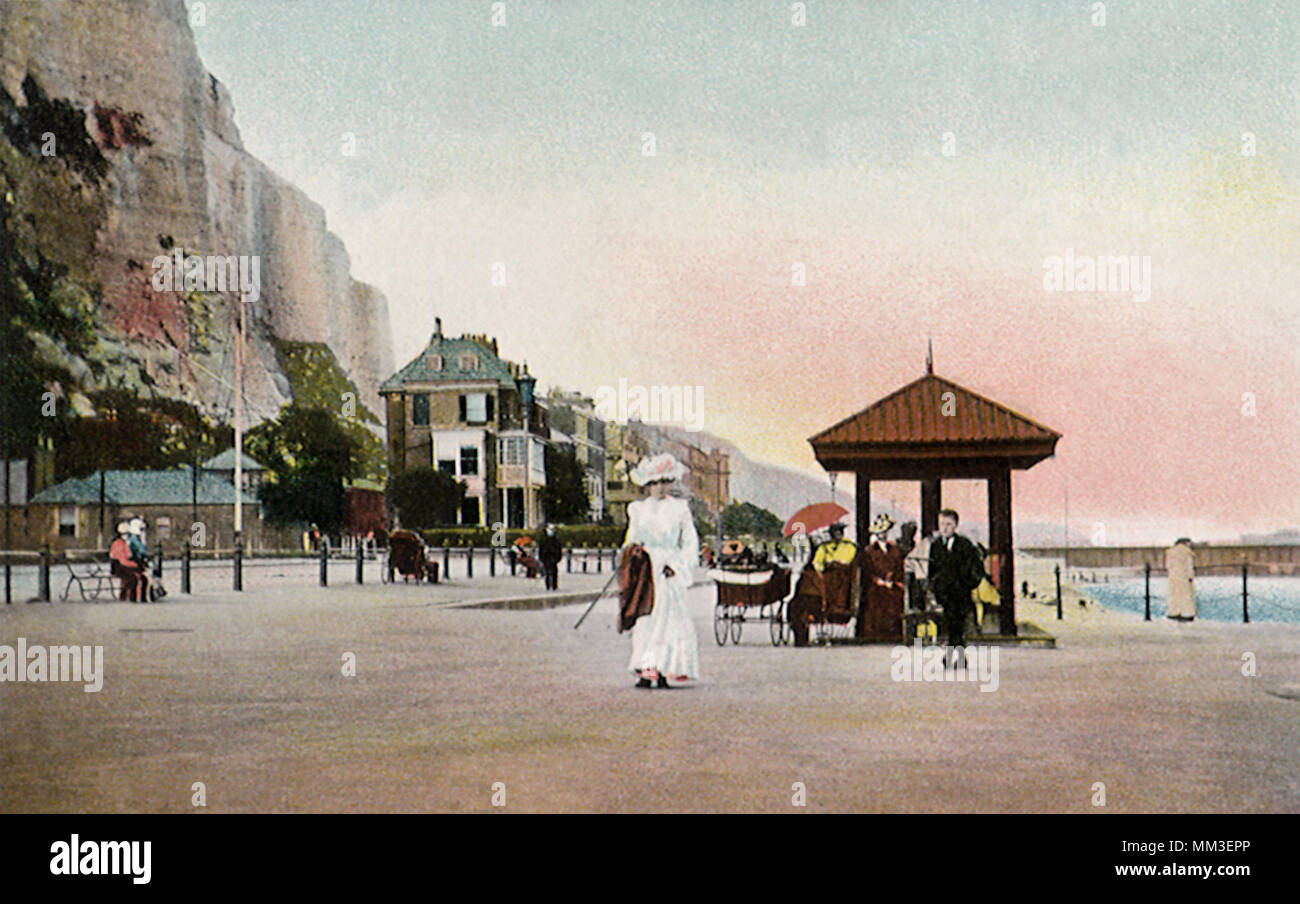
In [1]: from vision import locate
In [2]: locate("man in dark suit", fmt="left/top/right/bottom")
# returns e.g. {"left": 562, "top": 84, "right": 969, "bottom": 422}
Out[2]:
{"left": 538, "top": 525, "right": 563, "bottom": 591}
{"left": 927, "top": 508, "right": 983, "bottom": 666}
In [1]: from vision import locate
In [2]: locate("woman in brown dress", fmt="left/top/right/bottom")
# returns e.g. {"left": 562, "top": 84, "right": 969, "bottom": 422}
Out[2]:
{"left": 860, "top": 513, "right": 906, "bottom": 641}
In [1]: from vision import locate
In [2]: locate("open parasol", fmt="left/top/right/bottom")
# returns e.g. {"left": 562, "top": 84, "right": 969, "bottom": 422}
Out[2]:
{"left": 782, "top": 502, "right": 850, "bottom": 537}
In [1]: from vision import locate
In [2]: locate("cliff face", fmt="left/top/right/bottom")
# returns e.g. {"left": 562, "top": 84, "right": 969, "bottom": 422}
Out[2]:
{"left": 0, "top": 0, "right": 393, "bottom": 421}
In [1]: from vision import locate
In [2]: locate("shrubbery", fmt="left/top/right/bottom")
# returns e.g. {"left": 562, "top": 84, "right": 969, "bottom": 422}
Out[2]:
{"left": 419, "top": 524, "right": 626, "bottom": 548}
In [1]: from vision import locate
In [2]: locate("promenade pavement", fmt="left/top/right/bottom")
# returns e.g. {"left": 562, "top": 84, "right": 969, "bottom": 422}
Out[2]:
{"left": 2, "top": 573, "right": 1298, "bottom": 813}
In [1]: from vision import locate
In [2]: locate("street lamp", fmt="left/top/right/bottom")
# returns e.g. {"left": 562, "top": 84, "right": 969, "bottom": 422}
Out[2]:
{"left": 516, "top": 365, "right": 536, "bottom": 529}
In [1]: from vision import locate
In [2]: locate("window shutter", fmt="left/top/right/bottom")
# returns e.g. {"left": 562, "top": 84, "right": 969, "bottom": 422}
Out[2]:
{"left": 459, "top": 394, "right": 467, "bottom": 422}
{"left": 486, "top": 394, "right": 495, "bottom": 421}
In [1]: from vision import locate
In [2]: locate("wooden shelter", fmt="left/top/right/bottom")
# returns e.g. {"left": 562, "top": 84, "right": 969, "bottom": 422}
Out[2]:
{"left": 808, "top": 360, "right": 1061, "bottom": 636}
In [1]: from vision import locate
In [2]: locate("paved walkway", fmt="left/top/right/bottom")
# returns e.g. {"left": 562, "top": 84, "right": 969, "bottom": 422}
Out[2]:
{"left": 2, "top": 577, "right": 1297, "bottom": 812}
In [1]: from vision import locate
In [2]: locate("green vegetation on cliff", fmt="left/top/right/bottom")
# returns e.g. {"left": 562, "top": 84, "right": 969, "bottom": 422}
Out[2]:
{"left": 270, "top": 338, "right": 385, "bottom": 481}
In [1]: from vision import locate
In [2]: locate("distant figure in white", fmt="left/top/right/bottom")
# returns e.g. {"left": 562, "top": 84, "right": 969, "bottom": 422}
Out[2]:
{"left": 623, "top": 453, "right": 701, "bottom": 689}
{"left": 1165, "top": 537, "right": 1197, "bottom": 621}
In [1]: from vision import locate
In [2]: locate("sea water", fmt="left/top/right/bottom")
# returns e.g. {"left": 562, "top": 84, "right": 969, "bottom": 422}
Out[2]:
{"left": 1081, "top": 575, "right": 1300, "bottom": 625}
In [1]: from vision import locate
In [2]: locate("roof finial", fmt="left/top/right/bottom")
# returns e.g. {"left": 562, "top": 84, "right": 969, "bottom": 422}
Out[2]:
{"left": 925, "top": 336, "right": 933, "bottom": 375}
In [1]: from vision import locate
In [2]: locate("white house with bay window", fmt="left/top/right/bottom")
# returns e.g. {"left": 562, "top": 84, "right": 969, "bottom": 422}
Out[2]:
{"left": 380, "top": 319, "right": 550, "bottom": 529}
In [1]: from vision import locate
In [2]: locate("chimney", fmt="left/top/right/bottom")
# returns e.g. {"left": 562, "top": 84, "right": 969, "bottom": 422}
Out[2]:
{"left": 431, "top": 317, "right": 442, "bottom": 344}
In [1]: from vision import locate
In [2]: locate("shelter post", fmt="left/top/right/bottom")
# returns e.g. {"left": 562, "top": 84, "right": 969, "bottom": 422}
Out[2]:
{"left": 921, "top": 478, "right": 941, "bottom": 537}
{"left": 855, "top": 469, "right": 871, "bottom": 637}
{"left": 988, "top": 467, "right": 1015, "bottom": 635}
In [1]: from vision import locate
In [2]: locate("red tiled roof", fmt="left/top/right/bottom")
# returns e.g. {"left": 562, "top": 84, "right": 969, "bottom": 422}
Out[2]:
{"left": 809, "top": 374, "right": 1061, "bottom": 447}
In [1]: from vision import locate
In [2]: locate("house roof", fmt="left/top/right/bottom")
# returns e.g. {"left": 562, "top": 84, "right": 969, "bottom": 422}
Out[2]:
{"left": 30, "top": 468, "right": 259, "bottom": 506}
{"left": 201, "top": 449, "right": 266, "bottom": 471}
{"left": 380, "top": 333, "right": 521, "bottom": 393}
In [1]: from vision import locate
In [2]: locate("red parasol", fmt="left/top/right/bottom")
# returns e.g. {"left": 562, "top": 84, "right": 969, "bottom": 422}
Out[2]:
{"left": 782, "top": 502, "right": 850, "bottom": 537}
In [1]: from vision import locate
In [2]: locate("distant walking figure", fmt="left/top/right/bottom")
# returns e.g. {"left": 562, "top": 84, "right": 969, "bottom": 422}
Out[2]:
{"left": 539, "top": 524, "right": 563, "bottom": 591}
{"left": 621, "top": 453, "right": 700, "bottom": 689}
{"left": 1165, "top": 537, "right": 1197, "bottom": 621}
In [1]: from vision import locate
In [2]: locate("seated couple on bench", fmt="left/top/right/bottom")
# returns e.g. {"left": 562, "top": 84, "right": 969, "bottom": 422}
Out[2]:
{"left": 109, "top": 519, "right": 150, "bottom": 602}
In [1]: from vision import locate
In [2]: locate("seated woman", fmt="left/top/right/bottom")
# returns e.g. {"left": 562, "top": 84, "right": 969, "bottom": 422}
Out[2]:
{"left": 109, "top": 521, "right": 144, "bottom": 602}
{"left": 787, "top": 523, "right": 858, "bottom": 646}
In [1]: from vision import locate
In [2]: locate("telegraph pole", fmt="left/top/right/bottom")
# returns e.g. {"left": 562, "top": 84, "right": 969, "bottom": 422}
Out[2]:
{"left": 233, "top": 297, "right": 245, "bottom": 541}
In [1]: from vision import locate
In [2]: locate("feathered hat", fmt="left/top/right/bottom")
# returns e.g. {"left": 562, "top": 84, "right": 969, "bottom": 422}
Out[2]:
{"left": 869, "top": 513, "right": 895, "bottom": 535}
{"left": 630, "top": 452, "right": 686, "bottom": 486}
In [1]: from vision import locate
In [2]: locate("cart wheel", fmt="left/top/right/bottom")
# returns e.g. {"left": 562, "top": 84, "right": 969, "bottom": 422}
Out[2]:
{"left": 713, "top": 604, "right": 728, "bottom": 646}
{"left": 730, "top": 607, "right": 743, "bottom": 644}
{"left": 770, "top": 601, "right": 785, "bottom": 646}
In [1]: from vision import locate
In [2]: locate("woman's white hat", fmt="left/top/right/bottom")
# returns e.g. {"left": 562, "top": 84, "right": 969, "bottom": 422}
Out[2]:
{"left": 630, "top": 452, "right": 686, "bottom": 486}
{"left": 129, "top": 517, "right": 145, "bottom": 534}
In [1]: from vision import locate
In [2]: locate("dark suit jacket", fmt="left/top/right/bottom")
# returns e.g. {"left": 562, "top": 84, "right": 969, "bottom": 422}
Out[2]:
{"left": 538, "top": 535, "right": 563, "bottom": 565}
{"left": 928, "top": 534, "right": 983, "bottom": 602}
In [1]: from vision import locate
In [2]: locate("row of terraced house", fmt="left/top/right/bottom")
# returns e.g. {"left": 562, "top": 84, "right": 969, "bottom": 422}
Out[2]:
{"left": 380, "top": 318, "right": 730, "bottom": 529}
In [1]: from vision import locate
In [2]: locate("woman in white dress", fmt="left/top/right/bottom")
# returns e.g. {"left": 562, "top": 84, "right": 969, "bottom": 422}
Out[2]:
{"left": 623, "top": 453, "right": 701, "bottom": 689}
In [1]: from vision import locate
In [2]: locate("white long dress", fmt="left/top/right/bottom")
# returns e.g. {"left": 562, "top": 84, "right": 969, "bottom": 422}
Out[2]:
{"left": 623, "top": 496, "right": 701, "bottom": 679}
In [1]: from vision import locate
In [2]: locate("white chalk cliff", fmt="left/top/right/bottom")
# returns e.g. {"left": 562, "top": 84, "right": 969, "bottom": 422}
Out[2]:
{"left": 0, "top": 0, "right": 393, "bottom": 420}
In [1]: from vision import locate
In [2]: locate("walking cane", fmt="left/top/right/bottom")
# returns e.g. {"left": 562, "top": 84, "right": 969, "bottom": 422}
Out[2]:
{"left": 574, "top": 567, "right": 622, "bottom": 630}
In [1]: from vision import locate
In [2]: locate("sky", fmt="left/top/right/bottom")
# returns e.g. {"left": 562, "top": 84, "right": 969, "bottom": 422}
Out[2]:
{"left": 189, "top": 0, "right": 1300, "bottom": 543}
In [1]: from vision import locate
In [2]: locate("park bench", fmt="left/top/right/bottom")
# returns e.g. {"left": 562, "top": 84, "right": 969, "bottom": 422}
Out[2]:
{"left": 61, "top": 555, "right": 121, "bottom": 602}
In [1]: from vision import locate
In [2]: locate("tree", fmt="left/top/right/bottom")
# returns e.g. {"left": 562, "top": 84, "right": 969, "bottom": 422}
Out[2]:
{"left": 722, "top": 501, "right": 783, "bottom": 538}
{"left": 249, "top": 403, "right": 367, "bottom": 534}
{"left": 386, "top": 467, "right": 466, "bottom": 530}
{"left": 259, "top": 471, "right": 347, "bottom": 535}
{"left": 55, "top": 389, "right": 233, "bottom": 478}
{"left": 246, "top": 404, "right": 366, "bottom": 483}
{"left": 689, "top": 496, "right": 718, "bottom": 542}
{"left": 543, "top": 446, "right": 590, "bottom": 523}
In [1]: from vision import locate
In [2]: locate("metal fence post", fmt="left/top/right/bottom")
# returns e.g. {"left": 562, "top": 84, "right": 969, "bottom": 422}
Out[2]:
{"left": 182, "top": 541, "right": 191, "bottom": 595}
{"left": 567, "top": 548, "right": 573, "bottom": 573}
{"left": 466, "top": 547, "right": 473, "bottom": 578}
{"left": 39, "top": 543, "right": 51, "bottom": 602}
{"left": 320, "top": 537, "right": 328, "bottom": 587}
{"left": 356, "top": 538, "right": 364, "bottom": 584}
{"left": 1242, "top": 562, "right": 1249, "bottom": 624}
{"left": 1054, "top": 563, "right": 1061, "bottom": 620}
{"left": 443, "top": 546, "right": 450, "bottom": 580}
{"left": 154, "top": 539, "right": 163, "bottom": 579}
{"left": 582, "top": 550, "right": 588, "bottom": 573}
{"left": 233, "top": 535, "right": 243, "bottom": 592}
{"left": 490, "top": 547, "right": 496, "bottom": 576}
{"left": 1144, "top": 561, "right": 1151, "bottom": 621}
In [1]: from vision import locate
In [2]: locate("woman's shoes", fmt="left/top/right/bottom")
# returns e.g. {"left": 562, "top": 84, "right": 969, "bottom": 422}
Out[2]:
{"left": 635, "top": 677, "right": 653, "bottom": 689}
{"left": 656, "top": 674, "right": 670, "bottom": 689}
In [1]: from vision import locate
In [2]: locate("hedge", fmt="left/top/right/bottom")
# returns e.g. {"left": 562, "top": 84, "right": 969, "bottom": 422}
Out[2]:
{"left": 419, "top": 524, "right": 627, "bottom": 548}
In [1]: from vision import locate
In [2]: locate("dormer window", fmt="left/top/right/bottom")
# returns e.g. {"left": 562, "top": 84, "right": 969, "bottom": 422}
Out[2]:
{"left": 424, "top": 352, "right": 442, "bottom": 371}
{"left": 459, "top": 353, "right": 478, "bottom": 371}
